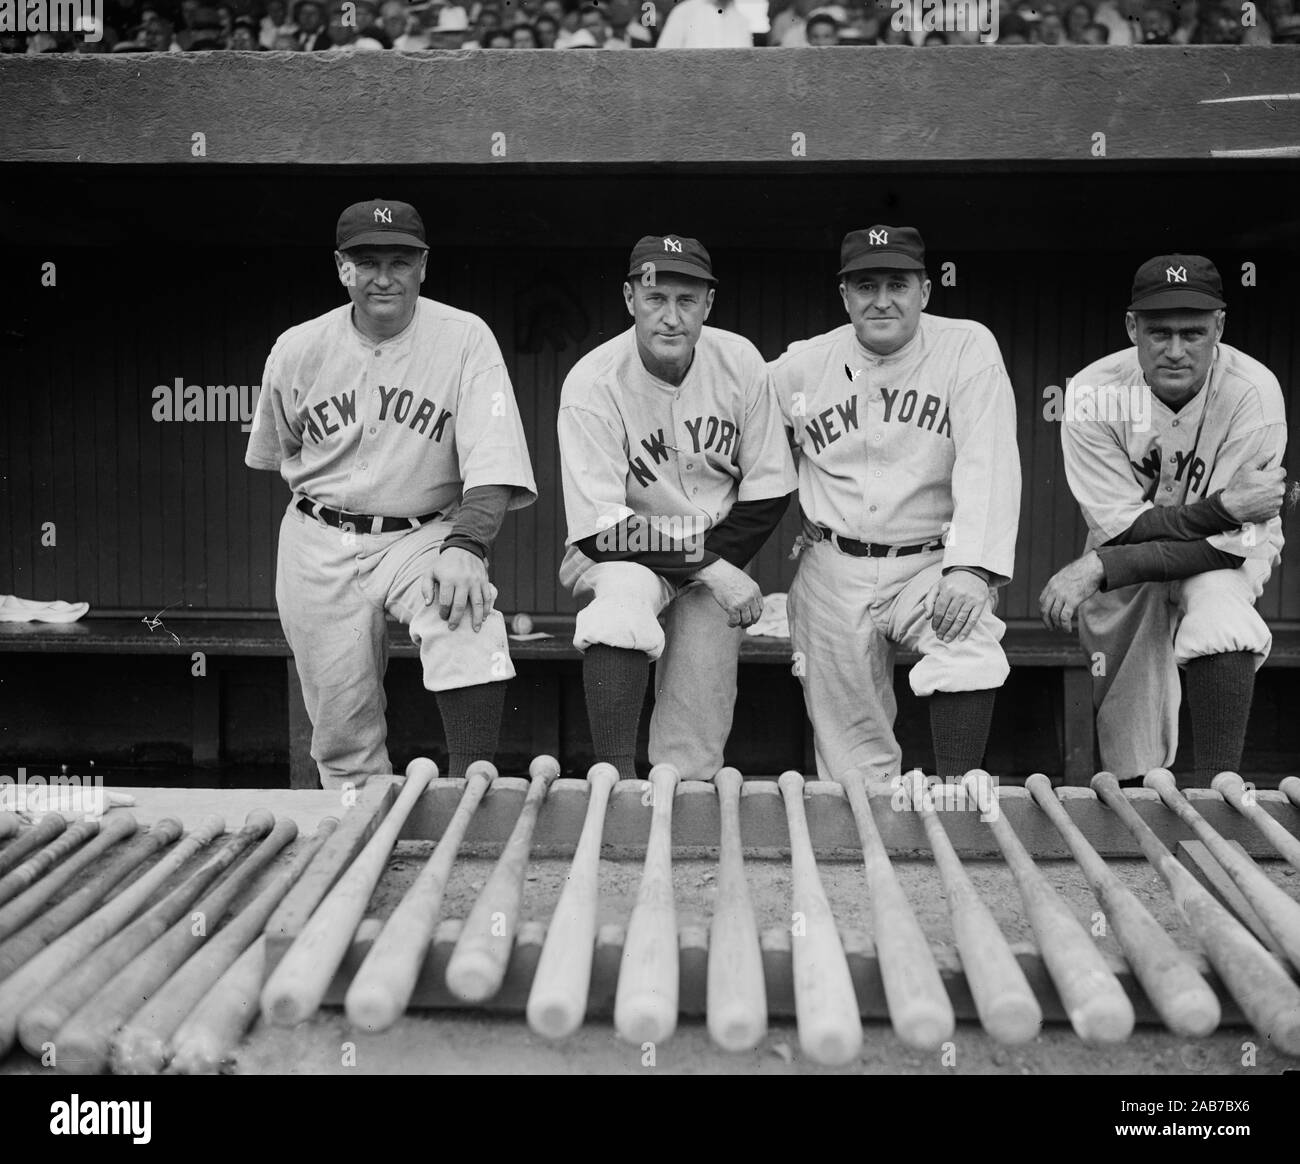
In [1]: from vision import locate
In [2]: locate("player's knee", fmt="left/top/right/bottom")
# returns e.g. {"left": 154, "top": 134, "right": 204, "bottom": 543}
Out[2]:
{"left": 574, "top": 595, "right": 665, "bottom": 658}
{"left": 909, "top": 643, "right": 1009, "bottom": 697}
{"left": 1174, "top": 606, "right": 1270, "bottom": 666}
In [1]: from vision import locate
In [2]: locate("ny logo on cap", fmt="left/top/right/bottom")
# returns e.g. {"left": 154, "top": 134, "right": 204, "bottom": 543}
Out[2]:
{"left": 374, "top": 207, "right": 393, "bottom": 224}
{"left": 869, "top": 229, "right": 888, "bottom": 246}
{"left": 663, "top": 238, "right": 682, "bottom": 253}
{"left": 1166, "top": 265, "right": 1187, "bottom": 284}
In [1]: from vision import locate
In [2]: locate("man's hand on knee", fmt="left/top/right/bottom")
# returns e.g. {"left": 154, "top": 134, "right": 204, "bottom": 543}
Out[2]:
{"left": 1221, "top": 458, "right": 1286, "bottom": 524}
{"left": 1039, "top": 551, "right": 1104, "bottom": 633}
{"left": 694, "top": 559, "right": 764, "bottom": 629}
{"left": 423, "top": 547, "right": 495, "bottom": 632}
{"left": 924, "top": 569, "right": 991, "bottom": 643}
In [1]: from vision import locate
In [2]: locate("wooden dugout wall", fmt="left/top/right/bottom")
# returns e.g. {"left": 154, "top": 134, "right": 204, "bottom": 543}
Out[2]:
{"left": 1, "top": 48, "right": 1298, "bottom": 627}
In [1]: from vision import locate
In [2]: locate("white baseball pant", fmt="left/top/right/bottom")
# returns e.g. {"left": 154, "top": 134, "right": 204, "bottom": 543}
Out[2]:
{"left": 1078, "top": 559, "right": 1273, "bottom": 778}
{"left": 787, "top": 538, "right": 1009, "bottom": 782}
{"left": 563, "top": 557, "right": 743, "bottom": 782}
{"left": 276, "top": 501, "right": 515, "bottom": 789}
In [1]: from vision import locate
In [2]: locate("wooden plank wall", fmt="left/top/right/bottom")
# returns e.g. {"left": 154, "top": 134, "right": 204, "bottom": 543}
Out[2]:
{"left": 4, "top": 246, "right": 1297, "bottom": 622}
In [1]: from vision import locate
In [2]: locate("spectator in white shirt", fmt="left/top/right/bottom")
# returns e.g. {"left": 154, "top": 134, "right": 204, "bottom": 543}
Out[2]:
{"left": 656, "top": 0, "right": 753, "bottom": 46}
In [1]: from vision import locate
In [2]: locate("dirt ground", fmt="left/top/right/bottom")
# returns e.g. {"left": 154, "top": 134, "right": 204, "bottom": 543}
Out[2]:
{"left": 3, "top": 829, "right": 1298, "bottom": 1077}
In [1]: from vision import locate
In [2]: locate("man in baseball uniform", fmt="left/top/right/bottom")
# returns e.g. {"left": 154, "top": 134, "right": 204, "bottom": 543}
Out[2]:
{"left": 1041, "top": 254, "right": 1287, "bottom": 783}
{"left": 770, "top": 226, "right": 1020, "bottom": 783}
{"left": 246, "top": 199, "right": 537, "bottom": 789}
{"left": 558, "top": 235, "right": 797, "bottom": 782}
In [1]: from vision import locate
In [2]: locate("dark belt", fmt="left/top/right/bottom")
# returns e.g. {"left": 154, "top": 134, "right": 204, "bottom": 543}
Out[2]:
{"left": 817, "top": 525, "right": 944, "bottom": 558}
{"left": 296, "top": 497, "right": 443, "bottom": 535}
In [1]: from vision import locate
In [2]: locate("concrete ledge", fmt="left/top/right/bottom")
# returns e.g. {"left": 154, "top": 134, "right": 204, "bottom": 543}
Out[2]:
{"left": 2, "top": 47, "right": 1298, "bottom": 166}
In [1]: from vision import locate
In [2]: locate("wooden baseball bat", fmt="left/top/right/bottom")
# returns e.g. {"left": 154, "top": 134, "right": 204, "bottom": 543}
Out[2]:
{"left": 1144, "top": 768, "right": 1300, "bottom": 974}
{"left": 446, "top": 755, "right": 560, "bottom": 1003}
{"left": 1025, "top": 772, "right": 1219, "bottom": 1037}
{"left": 346, "top": 762, "right": 496, "bottom": 1031}
{"left": 1280, "top": 776, "right": 1300, "bottom": 813}
{"left": 16, "top": 812, "right": 268, "bottom": 1057}
{"left": 839, "top": 768, "right": 954, "bottom": 1050}
{"left": 0, "top": 819, "right": 100, "bottom": 908}
{"left": 54, "top": 815, "right": 297, "bottom": 1073}
{"left": 261, "top": 758, "right": 439, "bottom": 1027}
{"left": 526, "top": 762, "right": 619, "bottom": 1039}
{"left": 1211, "top": 773, "right": 1300, "bottom": 875}
{"left": 169, "top": 917, "right": 384, "bottom": 1075}
{"left": 705, "top": 766, "right": 767, "bottom": 1052}
{"left": 167, "top": 935, "right": 267, "bottom": 1075}
{"left": 0, "top": 815, "right": 219, "bottom": 1056}
{"left": 110, "top": 817, "right": 339, "bottom": 1075}
{"left": 0, "top": 813, "right": 66, "bottom": 879}
{"left": 1093, "top": 772, "right": 1300, "bottom": 1057}
{"left": 963, "top": 770, "right": 1134, "bottom": 1044}
{"left": 779, "top": 770, "right": 862, "bottom": 1067}
{"left": 614, "top": 763, "right": 681, "bottom": 1045}
{"left": 904, "top": 772, "right": 1040, "bottom": 1045}
{"left": 0, "top": 814, "right": 137, "bottom": 942}
{"left": 0, "top": 818, "right": 179, "bottom": 975}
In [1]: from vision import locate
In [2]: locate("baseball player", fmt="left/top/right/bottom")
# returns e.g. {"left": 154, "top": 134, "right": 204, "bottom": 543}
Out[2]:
{"left": 558, "top": 235, "right": 797, "bottom": 782}
{"left": 1041, "top": 254, "right": 1287, "bottom": 783}
{"left": 246, "top": 198, "right": 537, "bottom": 789}
{"left": 770, "top": 226, "right": 1021, "bottom": 783}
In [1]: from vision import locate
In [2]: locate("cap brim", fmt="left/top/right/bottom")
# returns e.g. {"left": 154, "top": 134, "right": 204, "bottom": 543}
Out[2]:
{"left": 626, "top": 259, "right": 717, "bottom": 285}
{"left": 338, "top": 232, "right": 429, "bottom": 251}
{"left": 1128, "top": 290, "right": 1225, "bottom": 311}
{"left": 839, "top": 254, "right": 925, "bottom": 275}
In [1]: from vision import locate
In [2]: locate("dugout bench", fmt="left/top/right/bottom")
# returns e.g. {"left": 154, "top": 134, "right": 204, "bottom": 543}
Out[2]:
{"left": 5, "top": 615, "right": 1296, "bottom": 789}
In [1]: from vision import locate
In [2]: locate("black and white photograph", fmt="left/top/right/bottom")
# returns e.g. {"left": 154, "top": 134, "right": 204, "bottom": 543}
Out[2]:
{"left": 0, "top": 0, "right": 1298, "bottom": 1125}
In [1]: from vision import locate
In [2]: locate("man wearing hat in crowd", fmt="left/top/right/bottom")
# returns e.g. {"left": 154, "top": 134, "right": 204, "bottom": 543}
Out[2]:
{"left": 245, "top": 199, "right": 536, "bottom": 788}
{"left": 557, "top": 235, "right": 797, "bottom": 781}
{"left": 1041, "top": 255, "right": 1287, "bottom": 785}
{"left": 769, "top": 225, "right": 1021, "bottom": 783}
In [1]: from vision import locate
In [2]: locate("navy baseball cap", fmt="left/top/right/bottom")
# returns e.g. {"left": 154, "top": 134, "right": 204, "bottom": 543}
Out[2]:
{"left": 1128, "top": 254, "right": 1225, "bottom": 311}
{"left": 336, "top": 199, "right": 429, "bottom": 252}
{"left": 839, "top": 225, "right": 926, "bottom": 276}
{"left": 626, "top": 235, "right": 718, "bottom": 285}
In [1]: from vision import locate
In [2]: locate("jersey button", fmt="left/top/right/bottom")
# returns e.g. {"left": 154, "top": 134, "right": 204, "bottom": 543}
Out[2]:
{"left": 369, "top": 427, "right": 377, "bottom": 435}
{"left": 1172, "top": 419, "right": 1180, "bottom": 427}
{"left": 874, "top": 470, "right": 882, "bottom": 478}
{"left": 374, "top": 349, "right": 382, "bottom": 357}
{"left": 869, "top": 504, "right": 878, "bottom": 512}
{"left": 686, "top": 462, "right": 695, "bottom": 470}
{"left": 873, "top": 433, "right": 882, "bottom": 441}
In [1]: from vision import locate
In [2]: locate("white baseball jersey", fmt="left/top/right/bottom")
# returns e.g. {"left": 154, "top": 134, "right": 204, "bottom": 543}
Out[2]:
{"left": 558, "top": 325, "right": 796, "bottom": 568}
{"left": 1062, "top": 342, "right": 1286, "bottom": 563}
{"left": 769, "top": 315, "right": 1020, "bottom": 582}
{"left": 246, "top": 297, "right": 537, "bottom": 517}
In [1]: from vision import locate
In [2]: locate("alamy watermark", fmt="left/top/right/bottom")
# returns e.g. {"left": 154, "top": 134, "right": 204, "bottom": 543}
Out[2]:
{"left": 0, "top": 768, "right": 108, "bottom": 816}
{"left": 1043, "top": 381, "right": 1153, "bottom": 433}
{"left": 890, "top": 0, "right": 998, "bottom": 42}
{"left": 0, "top": 0, "right": 104, "bottom": 40}
{"left": 152, "top": 379, "right": 262, "bottom": 432}
{"left": 593, "top": 513, "right": 709, "bottom": 563}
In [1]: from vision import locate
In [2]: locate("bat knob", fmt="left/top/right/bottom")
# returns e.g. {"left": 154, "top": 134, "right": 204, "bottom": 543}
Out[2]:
{"left": 465, "top": 760, "right": 499, "bottom": 786}
{"left": 648, "top": 763, "right": 681, "bottom": 792}
{"left": 1209, "top": 771, "right": 1243, "bottom": 799}
{"left": 898, "top": 768, "right": 929, "bottom": 810}
{"left": 777, "top": 770, "right": 804, "bottom": 796}
{"left": 529, "top": 754, "right": 561, "bottom": 781}
{"left": 405, "top": 757, "right": 440, "bottom": 782}
{"left": 959, "top": 769, "right": 993, "bottom": 804}
{"left": 586, "top": 762, "right": 620, "bottom": 792}
{"left": 1142, "top": 768, "right": 1177, "bottom": 793}
{"left": 712, "top": 766, "right": 743, "bottom": 794}
{"left": 1023, "top": 772, "right": 1052, "bottom": 797}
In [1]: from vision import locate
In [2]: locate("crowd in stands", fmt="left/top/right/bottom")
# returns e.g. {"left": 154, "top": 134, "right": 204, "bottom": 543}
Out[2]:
{"left": 3, "top": 0, "right": 1296, "bottom": 52}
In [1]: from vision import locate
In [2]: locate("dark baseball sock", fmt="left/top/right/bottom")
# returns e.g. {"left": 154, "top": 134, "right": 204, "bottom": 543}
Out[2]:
{"left": 1184, "top": 650, "right": 1256, "bottom": 785}
{"left": 436, "top": 681, "right": 507, "bottom": 779}
{"left": 929, "top": 689, "right": 997, "bottom": 782}
{"left": 583, "top": 644, "right": 649, "bottom": 783}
